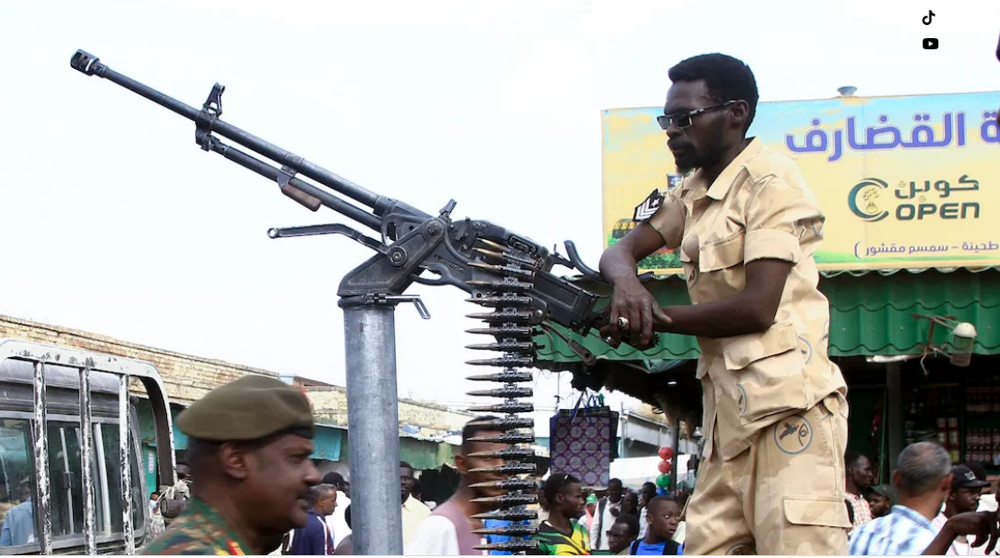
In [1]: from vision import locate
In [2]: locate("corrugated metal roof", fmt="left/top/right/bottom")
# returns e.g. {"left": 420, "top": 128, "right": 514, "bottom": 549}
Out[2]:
{"left": 535, "top": 268, "right": 1000, "bottom": 363}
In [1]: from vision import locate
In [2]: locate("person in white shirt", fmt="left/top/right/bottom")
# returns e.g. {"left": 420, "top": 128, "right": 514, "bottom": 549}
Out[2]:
{"left": 930, "top": 465, "right": 992, "bottom": 555}
{"left": 322, "top": 472, "right": 352, "bottom": 545}
{"left": 400, "top": 461, "right": 432, "bottom": 545}
{"left": 589, "top": 478, "right": 624, "bottom": 551}
{"left": 637, "top": 482, "right": 656, "bottom": 539}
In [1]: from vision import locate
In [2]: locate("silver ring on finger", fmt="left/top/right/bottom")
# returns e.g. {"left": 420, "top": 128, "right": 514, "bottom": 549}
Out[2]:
{"left": 617, "top": 316, "right": 630, "bottom": 329}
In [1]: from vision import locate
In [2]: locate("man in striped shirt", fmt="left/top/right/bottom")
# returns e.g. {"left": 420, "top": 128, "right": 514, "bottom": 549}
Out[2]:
{"left": 849, "top": 443, "right": 1000, "bottom": 555}
{"left": 845, "top": 451, "right": 874, "bottom": 533}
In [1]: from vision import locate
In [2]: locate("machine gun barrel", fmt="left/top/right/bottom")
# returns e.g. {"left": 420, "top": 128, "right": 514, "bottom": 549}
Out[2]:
{"left": 69, "top": 50, "right": 427, "bottom": 231}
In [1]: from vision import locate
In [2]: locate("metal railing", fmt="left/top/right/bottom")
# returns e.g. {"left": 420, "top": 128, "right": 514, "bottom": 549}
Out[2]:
{"left": 0, "top": 339, "right": 175, "bottom": 555}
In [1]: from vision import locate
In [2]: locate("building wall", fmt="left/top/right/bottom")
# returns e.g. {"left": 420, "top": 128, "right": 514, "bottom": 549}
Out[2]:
{"left": 306, "top": 387, "right": 472, "bottom": 437}
{"left": 0, "top": 315, "right": 274, "bottom": 405}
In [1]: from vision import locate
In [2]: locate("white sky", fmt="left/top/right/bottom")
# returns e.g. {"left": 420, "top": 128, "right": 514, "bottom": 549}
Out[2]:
{"left": 1, "top": 0, "right": 998, "bottom": 424}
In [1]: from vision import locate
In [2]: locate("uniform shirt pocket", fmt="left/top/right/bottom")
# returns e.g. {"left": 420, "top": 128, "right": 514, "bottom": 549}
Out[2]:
{"left": 718, "top": 322, "right": 809, "bottom": 423}
{"left": 783, "top": 495, "right": 852, "bottom": 529}
{"left": 698, "top": 231, "right": 744, "bottom": 273}
{"left": 723, "top": 322, "right": 799, "bottom": 372}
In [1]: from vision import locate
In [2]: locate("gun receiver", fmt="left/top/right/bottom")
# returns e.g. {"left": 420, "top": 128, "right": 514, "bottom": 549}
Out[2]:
{"left": 69, "top": 50, "right": 631, "bottom": 359}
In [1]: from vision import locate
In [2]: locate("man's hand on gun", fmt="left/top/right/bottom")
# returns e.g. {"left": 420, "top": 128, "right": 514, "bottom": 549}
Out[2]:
{"left": 596, "top": 276, "right": 672, "bottom": 350}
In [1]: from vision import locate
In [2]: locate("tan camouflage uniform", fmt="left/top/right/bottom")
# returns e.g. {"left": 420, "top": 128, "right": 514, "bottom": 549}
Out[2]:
{"left": 648, "top": 138, "right": 850, "bottom": 554}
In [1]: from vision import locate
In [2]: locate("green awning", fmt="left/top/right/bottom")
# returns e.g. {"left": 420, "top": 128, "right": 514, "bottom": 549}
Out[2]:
{"left": 400, "top": 437, "right": 449, "bottom": 471}
{"left": 536, "top": 268, "right": 1000, "bottom": 363}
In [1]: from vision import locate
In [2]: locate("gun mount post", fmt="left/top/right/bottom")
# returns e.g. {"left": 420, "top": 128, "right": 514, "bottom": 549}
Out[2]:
{"left": 340, "top": 298, "right": 404, "bottom": 555}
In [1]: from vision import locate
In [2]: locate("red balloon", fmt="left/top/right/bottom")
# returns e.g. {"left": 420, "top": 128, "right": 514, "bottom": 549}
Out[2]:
{"left": 658, "top": 447, "right": 674, "bottom": 460}
{"left": 657, "top": 460, "right": 673, "bottom": 474}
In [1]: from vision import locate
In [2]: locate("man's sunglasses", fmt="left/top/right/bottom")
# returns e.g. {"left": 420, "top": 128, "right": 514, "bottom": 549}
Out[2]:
{"left": 657, "top": 100, "right": 738, "bottom": 130}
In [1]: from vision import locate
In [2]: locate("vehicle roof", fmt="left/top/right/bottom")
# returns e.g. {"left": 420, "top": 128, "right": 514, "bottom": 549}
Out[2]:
{"left": 0, "top": 357, "right": 122, "bottom": 393}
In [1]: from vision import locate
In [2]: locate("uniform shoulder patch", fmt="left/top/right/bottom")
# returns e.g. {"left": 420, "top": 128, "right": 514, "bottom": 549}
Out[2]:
{"left": 633, "top": 189, "right": 665, "bottom": 222}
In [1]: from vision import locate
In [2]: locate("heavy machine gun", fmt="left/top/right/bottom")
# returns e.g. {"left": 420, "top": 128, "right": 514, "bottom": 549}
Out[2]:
{"left": 69, "top": 50, "right": 613, "bottom": 352}
{"left": 70, "top": 49, "right": 651, "bottom": 554}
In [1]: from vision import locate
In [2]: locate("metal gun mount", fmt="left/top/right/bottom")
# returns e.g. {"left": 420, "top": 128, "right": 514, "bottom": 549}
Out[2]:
{"left": 70, "top": 49, "right": 654, "bottom": 554}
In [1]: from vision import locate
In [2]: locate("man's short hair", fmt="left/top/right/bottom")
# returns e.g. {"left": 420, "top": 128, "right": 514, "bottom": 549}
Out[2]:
{"left": 462, "top": 416, "right": 501, "bottom": 454}
{"left": 609, "top": 478, "right": 623, "bottom": 488}
{"left": 185, "top": 437, "right": 218, "bottom": 473}
{"left": 845, "top": 451, "right": 866, "bottom": 469}
{"left": 400, "top": 461, "right": 414, "bottom": 474}
{"left": 543, "top": 473, "right": 580, "bottom": 507}
{"left": 897, "top": 442, "right": 951, "bottom": 495}
{"left": 307, "top": 483, "right": 335, "bottom": 507}
{"left": 668, "top": 53, "right": 759, "bottom": 133}
{"left": 614, "top": 513, "right": 640, "bottom": 538}
{"left": 647, "top": 495, "right": 677, "bottom": 514}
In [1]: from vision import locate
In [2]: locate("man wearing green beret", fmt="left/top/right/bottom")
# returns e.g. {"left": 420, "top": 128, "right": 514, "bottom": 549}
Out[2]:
{"left": 143, "top": 375, "right": 321, "bottom": 555}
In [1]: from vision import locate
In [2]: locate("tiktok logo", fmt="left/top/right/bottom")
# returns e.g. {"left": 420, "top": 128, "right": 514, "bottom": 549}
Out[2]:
{"left": 921, "top": 10, "right": 938, "bottom": 50}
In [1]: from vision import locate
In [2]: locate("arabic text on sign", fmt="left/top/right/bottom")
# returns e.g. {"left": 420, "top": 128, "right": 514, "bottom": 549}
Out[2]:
{"left": 855, "top": 241, "right": 1000, "bottom": 259}
{"left": 784, "top": 110, "right": 1000, "bottom": 162}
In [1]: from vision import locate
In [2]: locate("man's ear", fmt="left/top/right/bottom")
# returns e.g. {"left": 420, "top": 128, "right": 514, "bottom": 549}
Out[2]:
{"left": 455, "top": 454, "right": 468, "bottom": 475}
{"left": 219, "top": 442, "right": 252, "bottom": 480}
{"left": 729, "top": 100, "right": 749, "bottom": 129}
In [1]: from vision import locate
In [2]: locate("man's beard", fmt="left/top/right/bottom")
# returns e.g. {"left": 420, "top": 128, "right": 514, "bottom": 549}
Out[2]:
{"left": 672, "top": 123, "right": 725, "bottom": 174}
{"left": 674, "top": 151, "right": 698, "bottom": 175}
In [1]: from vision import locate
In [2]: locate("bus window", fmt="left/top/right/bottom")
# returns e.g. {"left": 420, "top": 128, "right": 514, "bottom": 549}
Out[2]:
{"left": 45, "top": 422, "right": 85, "bottom": 541}
{"left": 0, "top": 419, "right": 35, "bottom": 548}
{"left": 96, "top": 423, "right": 144, "bottom": 535}
{"left": 44, "top": 421, "right": 145, "bottom": 542}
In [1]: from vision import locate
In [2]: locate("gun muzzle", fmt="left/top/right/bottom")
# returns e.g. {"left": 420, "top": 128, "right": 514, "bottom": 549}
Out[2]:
{"left": 70, "top": 50, "right": 105, "bottom": 76}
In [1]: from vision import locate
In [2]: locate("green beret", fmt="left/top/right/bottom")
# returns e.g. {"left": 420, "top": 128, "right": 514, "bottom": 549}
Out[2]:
{"left": 177, "top": 375, "right": 314, "bottom": 442}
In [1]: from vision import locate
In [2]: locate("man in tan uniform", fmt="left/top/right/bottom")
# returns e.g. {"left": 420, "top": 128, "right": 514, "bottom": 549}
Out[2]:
{"left": 599, "top": 53, "right": 850, "bottom": 554}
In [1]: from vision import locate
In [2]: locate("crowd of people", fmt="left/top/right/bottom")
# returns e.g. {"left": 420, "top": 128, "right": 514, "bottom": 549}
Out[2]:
{"left": 135, "top": 372, "right": 1000, "bottom": 557}
{"left": 847, "top": 442, "right": 1000, "bottom": 555}
{"left": 132, "top": 364, "right": 1000, "bottom": 557}
{"left": 530, "top": 475, "right": 689, "bottom": 556}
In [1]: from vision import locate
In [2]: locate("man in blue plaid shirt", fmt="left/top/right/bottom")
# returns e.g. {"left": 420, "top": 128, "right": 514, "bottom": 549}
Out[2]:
{"left": 849, "top": 442, "right": 1000, "bottom": 555}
